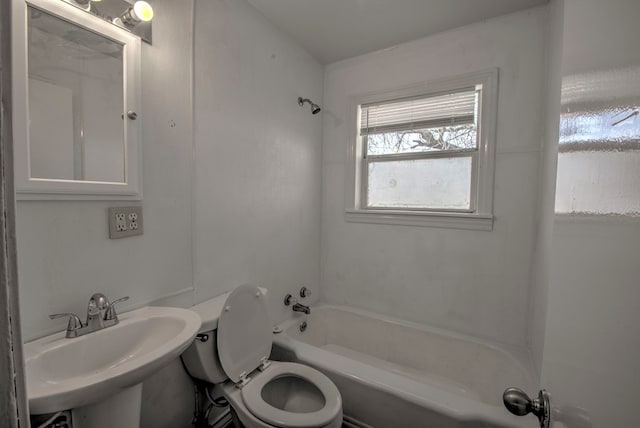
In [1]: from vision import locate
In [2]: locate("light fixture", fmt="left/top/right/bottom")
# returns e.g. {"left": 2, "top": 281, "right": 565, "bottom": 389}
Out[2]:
{"left": 118, "top": 1, "right": 154, "bottom": 26}
{"left": 73, "top": 0, "right": 101, "bottom": 5}
{"left": 71, "top": 0, "right": 92, "bottom": 11}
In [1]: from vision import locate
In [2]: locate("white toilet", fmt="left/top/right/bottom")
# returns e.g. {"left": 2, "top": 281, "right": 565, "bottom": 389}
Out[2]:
{"left": 182, "top": 284, "right": 343, "bottom": 428}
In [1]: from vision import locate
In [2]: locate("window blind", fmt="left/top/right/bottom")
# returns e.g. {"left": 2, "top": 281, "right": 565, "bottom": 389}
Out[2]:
{"left": 360, "top": 88, "right": 478, "bottom": 135}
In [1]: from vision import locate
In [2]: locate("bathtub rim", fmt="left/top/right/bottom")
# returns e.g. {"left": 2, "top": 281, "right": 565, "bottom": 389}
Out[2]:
{"left": 276, "top": 303, "right": 536, "bottom": 379}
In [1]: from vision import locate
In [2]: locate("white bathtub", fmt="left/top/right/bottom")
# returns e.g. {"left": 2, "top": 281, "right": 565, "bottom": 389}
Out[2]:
{"left": 272, "top": 305, "right": 537, "bottom": 428}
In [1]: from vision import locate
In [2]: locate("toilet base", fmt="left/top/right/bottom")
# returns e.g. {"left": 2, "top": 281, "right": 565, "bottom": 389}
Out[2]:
{"left": 229, "top": 406, "right": 244, "bottom": 428}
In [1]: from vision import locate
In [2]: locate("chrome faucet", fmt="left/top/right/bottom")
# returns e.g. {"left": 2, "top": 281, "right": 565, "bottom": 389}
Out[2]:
{"left": 50, "top": 293, "right": 129, "bottom": 338}
{"left": 284, "top": 292, "right": 311, "bottom": 314}
{"left": 292, "top": 302, "right": 311, "bottom": 314}
{"left": 86, "top": 293, "right": 110, "bottom": 330}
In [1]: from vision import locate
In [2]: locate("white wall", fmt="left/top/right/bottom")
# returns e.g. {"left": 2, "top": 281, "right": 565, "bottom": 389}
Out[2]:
{"left": 320, "top": 7, "right": 548, "bottom": 349}
{"left": 17, "top": 1, "right": 197, "bottom": 423}
{"left": 16, "top": 0, "right": 195, "bottom": 342}
{"left": 539, "top": 0, "right": 640, "bottom": 426}
{"left": 17, "top": 0, "right": 323, "bottom": 424}
{"left": 16, "top": 0, "right": 323, "bottom": 338}
{"left": 192, "top": 0, "right": 324, "bottom": 323}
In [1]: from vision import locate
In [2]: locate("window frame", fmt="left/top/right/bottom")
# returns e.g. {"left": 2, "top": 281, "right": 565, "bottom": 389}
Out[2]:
{"left": 345, "top": 69, "right": 498, "bottom": 230}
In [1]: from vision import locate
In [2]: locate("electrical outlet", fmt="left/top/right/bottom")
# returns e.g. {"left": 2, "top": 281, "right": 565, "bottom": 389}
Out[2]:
{"left": 108, "top": 206, "right": 143, "bottom": 239}
{"left": 115, "top": 213, "right": 127, "bottom": 232}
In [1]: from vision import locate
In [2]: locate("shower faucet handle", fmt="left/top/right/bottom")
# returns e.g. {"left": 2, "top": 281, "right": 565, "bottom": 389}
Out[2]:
{"left": 284, "top": 294, "right": 297, "bottom": 306}
{"left": 299, "top": 287, "right": 312, "bottom": 298}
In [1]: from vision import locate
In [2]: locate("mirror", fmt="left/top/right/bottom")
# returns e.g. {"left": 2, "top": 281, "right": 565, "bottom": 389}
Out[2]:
{"left": 13, "top": 0, "right": 142, "bottom": 199}
{"left": 29, "top": 7, "right": 126, "bottom": 182}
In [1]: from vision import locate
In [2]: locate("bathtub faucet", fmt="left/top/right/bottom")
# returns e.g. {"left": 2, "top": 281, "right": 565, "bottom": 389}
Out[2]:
{"left": 292, "top": 301, "right": 311, "bottom": 314}
{"left": 284, "top": 293, "right": 311, "bottom": 314}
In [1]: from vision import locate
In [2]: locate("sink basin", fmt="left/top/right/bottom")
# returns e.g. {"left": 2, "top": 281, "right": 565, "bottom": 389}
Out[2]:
{"left": 25, "top": 306, "right": 201, "bottom": 415}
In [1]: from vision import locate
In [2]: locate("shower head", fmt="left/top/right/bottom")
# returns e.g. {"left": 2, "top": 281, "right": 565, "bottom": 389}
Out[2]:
{"left": 298, "top": 97, "right": 322, "bottom": 115}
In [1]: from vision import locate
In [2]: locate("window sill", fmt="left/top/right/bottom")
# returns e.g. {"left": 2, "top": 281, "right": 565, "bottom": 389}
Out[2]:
{"left": 345, "top": 209, "right": 494, "bottom": 231}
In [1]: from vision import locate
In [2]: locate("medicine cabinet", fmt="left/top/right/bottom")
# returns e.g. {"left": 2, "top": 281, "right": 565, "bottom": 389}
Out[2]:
{"left": 12, "top": 0, "right": 142, "bottom": 199}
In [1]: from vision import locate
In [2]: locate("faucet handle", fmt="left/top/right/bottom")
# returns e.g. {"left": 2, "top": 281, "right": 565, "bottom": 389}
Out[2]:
{"left": 299, "top": 287, "right": 312, "bottom": 298}
{"left": 284, "top": 294, "right": 297, "bottom": 306}
{"left": 105, "top": 296, "right": 129, "bottom": 320}
{"left": 50, "top": 313, "right": 83, "bottom": 331}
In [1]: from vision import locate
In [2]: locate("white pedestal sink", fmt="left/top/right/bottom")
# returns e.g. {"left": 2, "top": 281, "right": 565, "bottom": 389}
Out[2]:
{"left": 24, "top": 306, "right": 201, "bottom": 427}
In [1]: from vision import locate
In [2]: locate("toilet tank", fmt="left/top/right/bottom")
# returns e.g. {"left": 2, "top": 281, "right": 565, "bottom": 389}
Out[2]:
{"left": 181, "top": 286, "right": 268, "bottom": 384}
{"left": 181, "top": 329, "right": 228, "bottom": 383}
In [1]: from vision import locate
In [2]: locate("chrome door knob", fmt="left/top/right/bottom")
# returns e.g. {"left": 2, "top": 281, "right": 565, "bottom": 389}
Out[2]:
{"left": 503, "top": 388, "right": 550, "bottom": 428}
{"left": 503, "top": 388, "right": 531, "bottom": 415}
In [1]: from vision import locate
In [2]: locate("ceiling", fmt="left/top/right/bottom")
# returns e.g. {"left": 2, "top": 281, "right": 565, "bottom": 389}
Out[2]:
{"left": 247, "top": 0, "right": 548, "bottom": 64}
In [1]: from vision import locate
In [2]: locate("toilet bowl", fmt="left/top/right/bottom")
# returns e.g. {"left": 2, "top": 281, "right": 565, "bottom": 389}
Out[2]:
{"left": 221, "top": 362, "right": 342, "bottom": 428}
{"left": 181, "top": 284, "right": 343, "bottom": 428}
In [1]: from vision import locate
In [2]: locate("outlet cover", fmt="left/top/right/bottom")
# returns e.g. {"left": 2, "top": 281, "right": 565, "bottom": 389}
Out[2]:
{"left": 108, "top": 206, "right": 143, "bottom": 239}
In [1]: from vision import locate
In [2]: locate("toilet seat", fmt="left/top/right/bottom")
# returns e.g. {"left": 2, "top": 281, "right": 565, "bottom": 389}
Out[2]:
{"left": 241, "top": 362, "right": 341, "bottom": 428}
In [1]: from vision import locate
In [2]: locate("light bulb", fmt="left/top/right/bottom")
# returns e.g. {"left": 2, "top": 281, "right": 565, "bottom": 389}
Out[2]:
{"left": 117, "top": 0, "right": 154, "bottom": 26}
{"left": 132, "top": 1, "right": 153, "bottom": 22}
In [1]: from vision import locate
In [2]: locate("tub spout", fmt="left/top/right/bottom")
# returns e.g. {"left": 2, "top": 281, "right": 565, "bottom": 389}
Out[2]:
{"left": 292, "top": 302, "right": 310, "bottom": 314}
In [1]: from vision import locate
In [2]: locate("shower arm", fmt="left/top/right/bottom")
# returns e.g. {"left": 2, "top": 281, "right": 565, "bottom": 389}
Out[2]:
{"left": 297, "top": 97, "right": 321, "bottom": 114}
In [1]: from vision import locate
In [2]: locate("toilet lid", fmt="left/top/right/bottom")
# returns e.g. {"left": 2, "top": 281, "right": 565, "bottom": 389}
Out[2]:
{"left": 217, "top": 284, "right": 272, "bottom": 383}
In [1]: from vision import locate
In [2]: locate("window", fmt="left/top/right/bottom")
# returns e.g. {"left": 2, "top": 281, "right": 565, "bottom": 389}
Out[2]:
{"left": 555, "top": 67, "right": 640, "bottom": 216}
{"left": 346, "top": 70, "right": 498, "bottom": 230}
